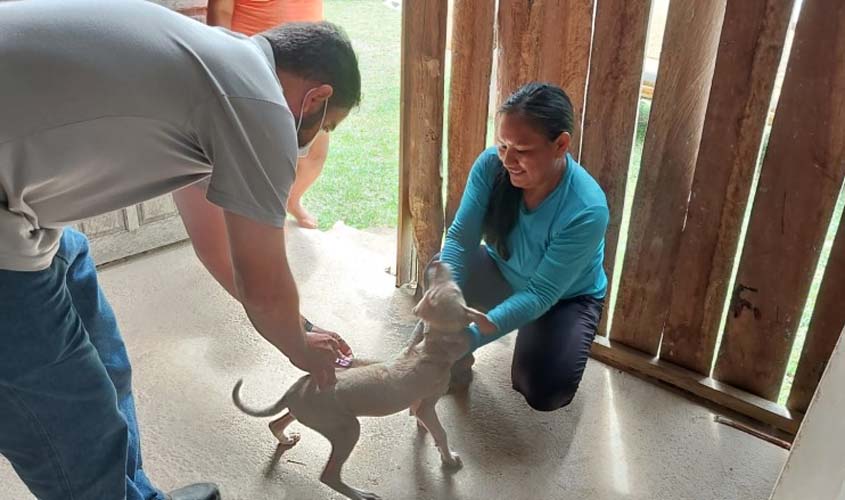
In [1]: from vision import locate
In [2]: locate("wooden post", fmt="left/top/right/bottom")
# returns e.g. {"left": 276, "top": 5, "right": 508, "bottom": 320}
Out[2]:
{"left": 611, "top": 0, "right": 726, "bottom": 355}
{"left": 579, "top": 0, "right": 651, "bottom": 335}
{"left": 397, "top": 0, "right": 448, "bottom": 287}
{"left": 495, "top": 0, "right": 532, "bottom": 108}
{"left": 714, "top": 0, "right": 845, "bottom": 400}
{"left": 659, "top": 0, "right": 794, "bottom": 374}
{"left": 445, "top": 0, "right": 495, "bottom": 228}
{"left": 789, "top": 214, "right": 845, "bottom": 412}
{"left": 533, "top": 0, "right": 593, "bottom": 157}
{"left": 495, "top": 0, "right": 593, "bottom": 157}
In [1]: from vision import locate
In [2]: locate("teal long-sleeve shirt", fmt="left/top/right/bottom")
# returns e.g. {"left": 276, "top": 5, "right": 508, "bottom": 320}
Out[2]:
{"left": 440, "top": 147, "right": 609, "bottom": 350}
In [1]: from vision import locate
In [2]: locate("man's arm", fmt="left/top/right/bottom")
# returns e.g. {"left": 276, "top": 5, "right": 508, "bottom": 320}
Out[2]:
{"left": 223, "top": 210, "right": 340, "bottom": 385}
{"left": 174, "top": 184, "right": 238, "bottom": 298}
{"left": 174, "top": 184, "right": 353, "bottom": 360}
{"left": 206, "top": 0, "right": 235, "bottom": 29}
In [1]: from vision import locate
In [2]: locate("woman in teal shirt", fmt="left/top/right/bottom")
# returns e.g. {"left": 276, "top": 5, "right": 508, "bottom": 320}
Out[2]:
{"left": 437, "top": 82, "right": 608, "bottom": 411}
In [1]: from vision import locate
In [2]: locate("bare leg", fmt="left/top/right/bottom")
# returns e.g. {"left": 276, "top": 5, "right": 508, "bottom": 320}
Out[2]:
{"left": 319, "top": 419, "right": 381, "bottom": 500}
{"left": 268, "top": 411, "right": 300, "bottom": 447}
{"left": 287, "top": 131, "right": 329, "bottom": 229}
{"left": 415, "top": 398, "right": 462, "bottom": 469}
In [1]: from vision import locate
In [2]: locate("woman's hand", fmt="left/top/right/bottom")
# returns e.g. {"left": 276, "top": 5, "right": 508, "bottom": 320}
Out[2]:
{"left": 465, "top": 307, "right": 498, "bottom": 335}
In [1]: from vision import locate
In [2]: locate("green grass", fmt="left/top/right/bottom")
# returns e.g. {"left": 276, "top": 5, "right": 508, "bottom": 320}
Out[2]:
{"left": 315, "top": 0, "right": 843, "bottom": 406}
{"left": 306, "top": 0, "right": 402, "bottom": 230}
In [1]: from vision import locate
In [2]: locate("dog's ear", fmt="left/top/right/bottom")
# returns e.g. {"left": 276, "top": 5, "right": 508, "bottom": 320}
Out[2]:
{"left": 463, "top": 305, "right": 488, "bottom": 325}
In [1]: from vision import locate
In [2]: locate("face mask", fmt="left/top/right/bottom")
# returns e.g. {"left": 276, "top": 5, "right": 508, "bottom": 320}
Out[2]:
{"left": 295, "top": 88, "right": 329, "bottom": 158}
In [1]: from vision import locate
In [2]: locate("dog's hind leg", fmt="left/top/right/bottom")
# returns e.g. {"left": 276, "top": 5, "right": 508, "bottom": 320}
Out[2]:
{"left": 415, "top": 398, "right": 462, "bottom": 469}
{"left": 319, "top": 418, "right": 381, "bottom": 500}
{"left": 269, "top": 411, "right": 300, "bottom": 447}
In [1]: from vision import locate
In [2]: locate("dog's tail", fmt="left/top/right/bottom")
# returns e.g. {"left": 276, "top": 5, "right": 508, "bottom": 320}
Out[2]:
{"left": 231, "top": 379, "right": 288, "bottom": 417}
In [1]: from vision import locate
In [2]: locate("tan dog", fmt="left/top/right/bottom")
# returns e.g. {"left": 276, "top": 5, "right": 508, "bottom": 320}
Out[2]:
{"left": 232, "top": 262, "right": 487, "bottom": 500}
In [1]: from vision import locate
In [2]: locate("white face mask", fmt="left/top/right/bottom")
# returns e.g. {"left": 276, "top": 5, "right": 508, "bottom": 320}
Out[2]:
{"left": 295, "top": 88, "right": 329, "bottom": 158}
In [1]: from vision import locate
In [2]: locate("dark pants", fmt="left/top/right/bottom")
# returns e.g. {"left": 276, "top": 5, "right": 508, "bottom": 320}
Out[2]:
{"left": 439, "top": 246, "right": 603, "bottom": 412}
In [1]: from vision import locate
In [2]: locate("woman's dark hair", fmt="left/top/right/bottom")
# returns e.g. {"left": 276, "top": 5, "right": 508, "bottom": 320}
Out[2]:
{"left": 483, "top": 82, "right": 574, "bottom": 260}
{"left": 260, "top": 22, "right": 361, "bottom": 110}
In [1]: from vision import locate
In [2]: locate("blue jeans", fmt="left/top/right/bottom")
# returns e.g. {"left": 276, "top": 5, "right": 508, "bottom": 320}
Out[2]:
{"left": 0, "top": 228, "right": 163, "bottom": 500}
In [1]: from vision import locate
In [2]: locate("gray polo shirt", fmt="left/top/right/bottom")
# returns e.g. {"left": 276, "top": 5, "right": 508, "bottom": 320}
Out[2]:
{"left": 0, "top": 0, "right": 298, "bottom": 271}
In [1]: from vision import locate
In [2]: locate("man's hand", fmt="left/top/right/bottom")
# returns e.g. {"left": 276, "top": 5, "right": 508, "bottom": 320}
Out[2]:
{"left": 310, "top": 324, "right": 354, "bottom": 358}
{"left": 288, "top": 332, "right": 342, "bottom": 388}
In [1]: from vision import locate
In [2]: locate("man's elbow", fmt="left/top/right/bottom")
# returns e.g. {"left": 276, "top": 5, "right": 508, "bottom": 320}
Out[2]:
{"left": 233, "top": 274, "right": 278, "bottom": 314}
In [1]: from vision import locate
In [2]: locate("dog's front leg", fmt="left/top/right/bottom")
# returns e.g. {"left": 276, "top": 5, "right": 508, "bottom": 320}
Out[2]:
{"left": 414, "top": 398, "right": 462, "bottom": 469}
{"left": 407, "top": 319, "right": 425, "bottom": 347}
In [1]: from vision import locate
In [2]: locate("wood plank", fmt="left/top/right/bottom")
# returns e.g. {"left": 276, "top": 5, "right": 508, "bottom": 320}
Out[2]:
{"left": 494, "top": 0, "right": 532, "bottom": 108}
{"left": 788, "top": 215, "right": 845, "bottom": 412}
{"left": 81, "top": 210, "right": 128, "bottom": 239}
{"left": 590, "top": 335, "right": 801, "bottom": 435}
{"left": 579, "top": 0, "right": 651, "bottom": 335}
{"left": 445, "top": 0, "right": 495, "bottom": 228}
{"left": 89, "top": 215, "right": 187, "bottom": 266}
{"left": 660, "top": 0, "right": 794, "bottom": 374}
{"left": 395, "top": 0, "right": 415, "bottom": 287}
{"left": 611, "top": 0, "right": 726, "bottom": 355}
{"left": 400, "top": 0, "right": 448, "bottom": 285}
{"left": 532, "top": 0, "right": 593, "bottom": 157}
{"left": 494, "top": 0, "right": 593, "bottom": 157}
{"left": 139, "top": 195, "right": 179, "bottom": 224}
{"left": 714, "top": 0, "right": 845, "bottom": 400}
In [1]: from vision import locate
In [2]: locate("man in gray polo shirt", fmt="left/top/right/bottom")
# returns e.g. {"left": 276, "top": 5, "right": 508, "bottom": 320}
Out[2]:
{"left": 0, "top": 1, "right": 360, "bottom": 498}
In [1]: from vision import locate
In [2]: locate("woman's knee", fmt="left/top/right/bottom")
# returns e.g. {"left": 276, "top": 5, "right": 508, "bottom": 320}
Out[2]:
{"left": 513, "top": 377, "right": 579, "bottom": 412}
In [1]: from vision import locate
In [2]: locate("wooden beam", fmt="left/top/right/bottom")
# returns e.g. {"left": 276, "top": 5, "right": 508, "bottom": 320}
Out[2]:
{"left": 611, "top": 0, "right": 726, "bottom": 355}
{"left": 660, "top": 0, "right": 794, "bottom": 374}
{"left": 788, "top": 216, "right": 845, "bottom": 412}
{"left": 579, "top": 0, "right": 651, "bottom": 335}
{"left": 533, "top": 0, "right": 593, "bottom": 157}
{"left": 714, "top": 0, "right": 845, "bottom": 400}
{"left": 590, "top": 336, "right": 801, "bottom": 435}
{"left": 494, "top": 0, "right": 532, "bottom": 109}
{"left": 445, "top": 0, "right": 495, "bottom": 228}
{"left": 397, "top": 0, "right": 448, "bottom": 286}
{"left": 494, "top": 0, "right": 593, "bottom": 157}
{"left": 395, "top": 0, "right": 415, "bottom": 287}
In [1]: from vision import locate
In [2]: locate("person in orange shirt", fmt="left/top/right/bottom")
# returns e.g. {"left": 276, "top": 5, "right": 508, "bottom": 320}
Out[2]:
{"left": 208, "top": 0, "right": 328, "bottom": 229}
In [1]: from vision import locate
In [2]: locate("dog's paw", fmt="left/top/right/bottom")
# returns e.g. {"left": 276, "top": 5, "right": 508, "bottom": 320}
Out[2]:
{"left": 352, "top": 488, "right": 382, "bottom": 500}
{"left": 276, "top": 432, "right": 301, "bottom": 447}
{"left": 441, "top": 452, "right": 463, "bottom": 469}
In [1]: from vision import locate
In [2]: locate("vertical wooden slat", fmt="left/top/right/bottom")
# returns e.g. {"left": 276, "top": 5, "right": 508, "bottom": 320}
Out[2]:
{"left": 659, "top": 0, "right": 794, "bottom": 374}
{"left": 495, "top": 0, "right": 594, "bottom": 157}
{"left": 789, "top": 215, "right": 845, "bottom": 412}
{"left": 395, "top": 0, "right": 415, "bottom": 287}
{"left": 611, "top": 0, "right": 726, "bottom": 355}
{"left": 579, "top": 0, "right": 651, "bottom": 335}
{"left": 533, "top": 0, "right": 593, "bottom": 157}
{"left": 445, "top": 0, "right": 495, "bottom": 228}
{"left": 398, "top": 0, "right": 448, "bottom": 285}
{"left": 714, "top": 0, "right": 845, "bottom": 400}
{"left": 495, "top": 0, "right": 532, "bottom": 107}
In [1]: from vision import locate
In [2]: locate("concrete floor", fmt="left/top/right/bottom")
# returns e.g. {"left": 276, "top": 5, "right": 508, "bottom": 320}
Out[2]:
{"left": 1, "top": 223, "right": 788, "bottom": 500}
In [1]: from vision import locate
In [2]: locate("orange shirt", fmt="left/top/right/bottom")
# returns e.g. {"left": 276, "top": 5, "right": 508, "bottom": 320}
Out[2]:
{"left": 230, "top": 0, "right": 323, "bottom": 36}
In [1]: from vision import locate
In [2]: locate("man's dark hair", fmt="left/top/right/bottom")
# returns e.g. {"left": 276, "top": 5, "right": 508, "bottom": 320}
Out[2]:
{"left": 260, "top": 22, "right": 361, "bottom": 110}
